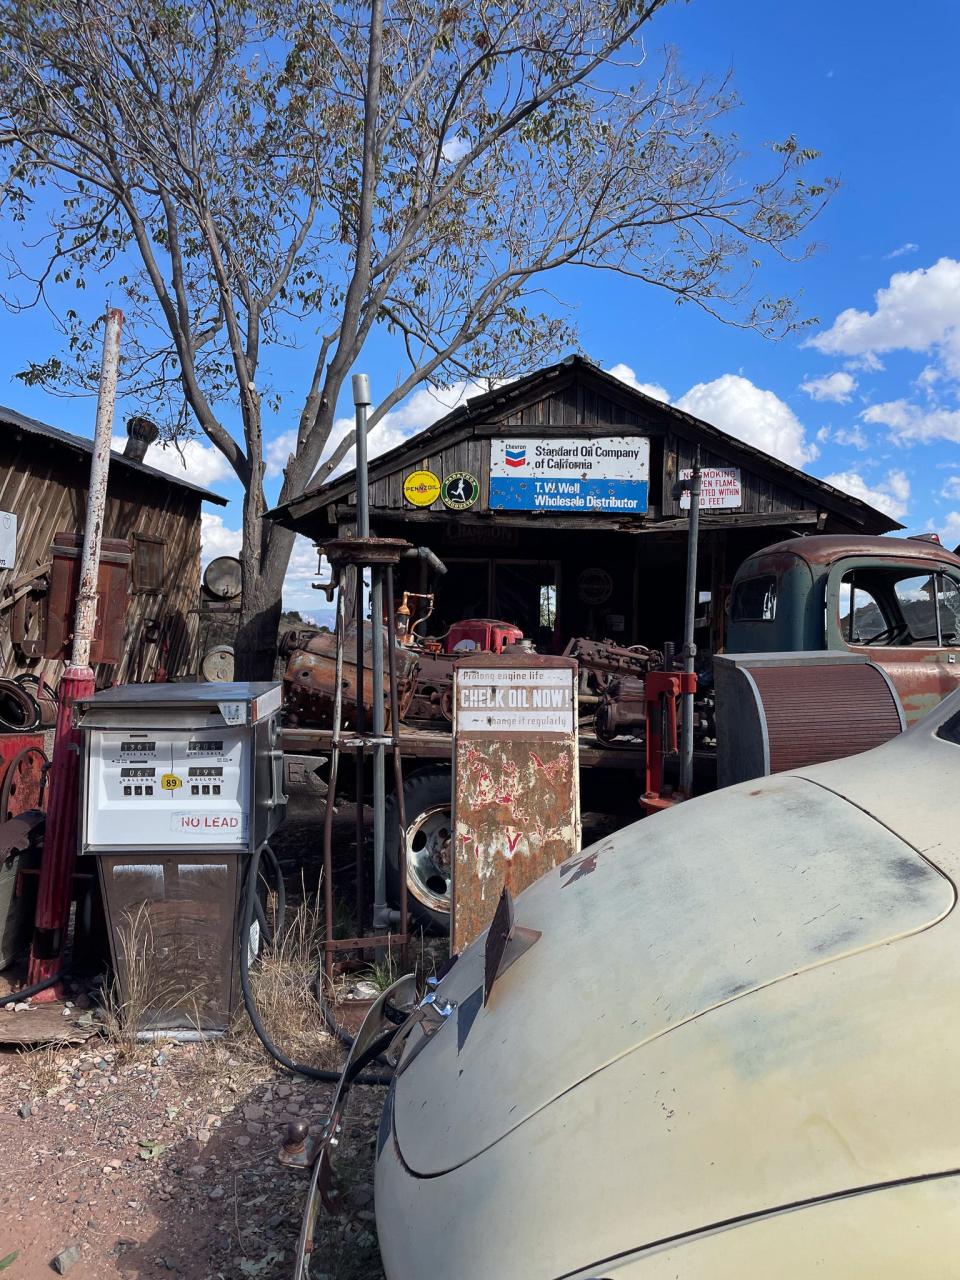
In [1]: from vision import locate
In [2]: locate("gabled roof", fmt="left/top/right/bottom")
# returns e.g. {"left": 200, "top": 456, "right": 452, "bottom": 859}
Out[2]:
{"left": 266, "top": 356, "right": 900, "bottom": 534}
{"left": 1, "top": 404, "right": 228, "bottom": 505}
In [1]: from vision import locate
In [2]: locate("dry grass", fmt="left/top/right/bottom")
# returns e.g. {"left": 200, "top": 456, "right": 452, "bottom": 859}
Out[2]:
{"left": 16, "top": 1042, "right": 63, "bottom": 1099}
{"left": 100, "top": 902, "right": 203, "bottom": 1063}
{"left": 210, "top": 893, "right": 340, "bottom": 1079}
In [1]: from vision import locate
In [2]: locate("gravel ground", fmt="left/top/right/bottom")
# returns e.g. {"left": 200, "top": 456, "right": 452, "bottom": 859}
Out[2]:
{"left": 0, "top": 792, "right": 392, "bottom": 1280}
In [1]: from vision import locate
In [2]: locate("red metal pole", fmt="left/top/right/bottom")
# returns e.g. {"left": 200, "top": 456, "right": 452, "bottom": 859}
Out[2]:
{"left": 27, "top": 308, "right": 123, "bottom": 998}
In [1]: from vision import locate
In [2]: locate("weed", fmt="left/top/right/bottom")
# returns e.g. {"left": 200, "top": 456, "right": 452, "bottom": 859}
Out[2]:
{"left": 16, "top": 1042, "right": 62, "bottom": 1099}
{"left": 215, "top": 894, "right": 339, "bottom": 1077}
{"left": 99, "top": 902, "right": 203, "bottom": 1062}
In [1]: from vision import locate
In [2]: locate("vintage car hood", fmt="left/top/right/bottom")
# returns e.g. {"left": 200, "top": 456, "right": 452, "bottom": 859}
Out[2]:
{"left": 392, "top": 773, "right": 954, "bottom": 1177}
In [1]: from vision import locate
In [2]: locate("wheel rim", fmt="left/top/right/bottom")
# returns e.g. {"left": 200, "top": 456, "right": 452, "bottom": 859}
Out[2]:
{"left": 403, "top": 803, "right": 452, "bottom": 915}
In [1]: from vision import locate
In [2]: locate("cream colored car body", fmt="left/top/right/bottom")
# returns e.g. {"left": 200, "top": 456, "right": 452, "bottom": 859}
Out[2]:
{"left": 375, "top": 689, "right": 960, "bottom": 1279}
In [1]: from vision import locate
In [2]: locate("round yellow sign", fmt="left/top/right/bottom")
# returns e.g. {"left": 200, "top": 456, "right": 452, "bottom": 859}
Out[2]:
{"left": 403, "top": 469, "right": 441, "bottom": 508}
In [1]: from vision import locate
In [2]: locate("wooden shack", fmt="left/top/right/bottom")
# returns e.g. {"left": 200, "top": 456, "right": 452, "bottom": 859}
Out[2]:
{"left": 0, "top": 406, "right": 227, "bottom": 685}
{"left": 268, "top": 357, "right": 899, "bottom": 656}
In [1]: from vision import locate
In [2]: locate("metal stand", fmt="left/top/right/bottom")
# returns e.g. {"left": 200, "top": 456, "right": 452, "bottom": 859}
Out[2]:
{"left": 320, "top": 538, "right": 412, "bottom": 984}
{"left": 319, "top": 375, "right": 412, "bottom": 986}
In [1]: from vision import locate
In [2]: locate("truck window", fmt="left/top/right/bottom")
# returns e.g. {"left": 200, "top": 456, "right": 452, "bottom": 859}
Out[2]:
{"left": 937, "top": 575, "right": 960, "bottom": 643}
{"left": 731, "top": 575, "right": 777, "bottom": 622}
{"left": 892, "top": 575, "right": 939, "bottom": 643}
{"left": 839, "top": 568, "right": 960, "bottom": 647}
{"left": 838, "top": 575, "right": 889, "bottom": 644}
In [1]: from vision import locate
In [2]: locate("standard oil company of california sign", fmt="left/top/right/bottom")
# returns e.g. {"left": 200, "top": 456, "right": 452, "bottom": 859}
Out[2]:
{"left": 489, "top": 437, "right": 649, "bottom": 513}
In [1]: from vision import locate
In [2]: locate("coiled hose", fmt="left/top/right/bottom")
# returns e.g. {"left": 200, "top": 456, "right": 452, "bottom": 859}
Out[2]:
{"left": 239, "top": 845, "right": 393, "bottom": 1087}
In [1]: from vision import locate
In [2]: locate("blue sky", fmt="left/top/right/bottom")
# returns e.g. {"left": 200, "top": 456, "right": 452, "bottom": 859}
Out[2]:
{"left": 2, "top": 0, "right": 959, "bottom": 613}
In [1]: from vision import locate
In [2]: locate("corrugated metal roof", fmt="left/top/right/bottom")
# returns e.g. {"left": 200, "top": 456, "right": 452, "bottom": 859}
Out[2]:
{"left": 0, "top": 404, "right": 228, "bottom": 505}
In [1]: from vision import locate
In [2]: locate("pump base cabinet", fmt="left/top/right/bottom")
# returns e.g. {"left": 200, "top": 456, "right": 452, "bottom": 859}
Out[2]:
{"left": 78, "top": 683, "right": 287, "bottom": 1035}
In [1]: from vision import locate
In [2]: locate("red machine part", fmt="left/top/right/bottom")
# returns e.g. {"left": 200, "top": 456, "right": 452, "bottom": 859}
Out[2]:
{"left": 0, "top": 735, "right": 48, "bottom": 820}
{"left": 641, "top": 670, "right": 698, "bottom": 815}
{"left": 445, "top": 619, "right": 524, "bottom": 655}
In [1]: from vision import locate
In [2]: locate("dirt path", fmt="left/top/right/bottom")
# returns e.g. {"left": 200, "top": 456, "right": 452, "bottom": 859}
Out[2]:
{"left": 0, "top": 793, "right": 390, "bottom": 1280}
{"left": 0, "top": 1039, "right": 386, "bottom": 1279}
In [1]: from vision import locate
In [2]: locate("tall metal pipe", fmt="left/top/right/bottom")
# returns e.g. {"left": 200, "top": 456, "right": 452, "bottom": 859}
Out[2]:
{"left": 28, "top": 307, "right": 124, "bottom": 997}
{"left": 352, "top": 375, "right": 391, "bottom": 930}
{"left": 680, "top": 448, "right": 701, "bottom": 798}
{"left": 352, "top": 373, "right": 371, "bottom": 538}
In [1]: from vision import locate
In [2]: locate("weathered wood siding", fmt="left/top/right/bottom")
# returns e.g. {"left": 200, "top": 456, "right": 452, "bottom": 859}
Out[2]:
{"left": 0, "top": 429, "right": 202, "bottom": 686}
{"left": 659, "top": 432, "right": 819, "bottom": 520}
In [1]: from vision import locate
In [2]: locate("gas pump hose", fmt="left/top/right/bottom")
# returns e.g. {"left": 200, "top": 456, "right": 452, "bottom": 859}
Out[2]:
{"left": 239, "top": 845, "right": 393, "bottom": 1087}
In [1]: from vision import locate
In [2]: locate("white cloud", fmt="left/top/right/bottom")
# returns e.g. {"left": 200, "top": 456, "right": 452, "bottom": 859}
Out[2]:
{"left": 113, "top": 434, "right": 233, "bottom": 489}
{"left": 861, "top": 399, "right": 960, "bottom": 444}
{"left": 281, "top": 535, "right": 332, "bottom": 616}
{"left": 674, "top": 374, "right": 818, "bottom": 468}
{"left": 200, "top": 512, "right": 242, "bottom": 567}
{"left": 441, "top": 135, "right": 470, "bottom": 163}
{"left": 937, "top": 511, "right": 960, "bottom": 547}
{"left": 799, "top": 371, "right": 857, "bottom": 403}
{"left": 821, "top": 468, "right": 910, "bottom": 521}
{"left": 941, "top": 476, "right": 960, "bottom": 500}
{"left": 606, "top": 363, "right": 670, "bottom": 402}
{"left": 808, "top": 257, "right": 960, "bottom": 377}
{"left": 817, "top": 423, "right": 869, "bottom": 450}
{"left": 884, "top": 242, "right": 919, "bottom": 260}
{"left": 266, "top": 380, "right": 490, "bottom": 482}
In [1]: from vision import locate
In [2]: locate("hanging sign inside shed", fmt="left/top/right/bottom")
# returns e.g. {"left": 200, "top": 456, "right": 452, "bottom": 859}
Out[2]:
{"left": 489, "top": 437, "right": 649, "bottom": 514}
{"left": 451, "top": 655, "right": 580, "bottom": 951}
{"left": 0, "top": 511, "right": 17, "bottom": 570}
{"left": 680, "top": 466, "right": 742, "bottom": 510}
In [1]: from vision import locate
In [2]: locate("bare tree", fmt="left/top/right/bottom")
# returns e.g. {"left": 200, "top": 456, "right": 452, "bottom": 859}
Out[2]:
{"left": 0, "top": 0, "right": 832, "bottom": 675}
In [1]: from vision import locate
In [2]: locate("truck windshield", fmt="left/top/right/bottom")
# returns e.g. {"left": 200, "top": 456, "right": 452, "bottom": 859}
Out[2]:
{"left": 839, "top": 568, "right": 960, "bottom": 646}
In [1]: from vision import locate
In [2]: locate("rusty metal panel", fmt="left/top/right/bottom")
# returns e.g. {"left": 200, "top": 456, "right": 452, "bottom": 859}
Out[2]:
{"left": 45, "top": 532, "right": 132, "bottom": 664}
{"left": 753, "top": 662, "right": 904, "bottom": 773}
{"left": 715, "top": 652, "right": 905, "bottom": 787}
{"left": 451, "top": 655, "right": 579, "bottom": 951}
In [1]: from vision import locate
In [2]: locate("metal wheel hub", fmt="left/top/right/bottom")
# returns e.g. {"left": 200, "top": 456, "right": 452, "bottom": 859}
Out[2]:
{"left": 404, "top": 804, "right": 452, "bottom": 914}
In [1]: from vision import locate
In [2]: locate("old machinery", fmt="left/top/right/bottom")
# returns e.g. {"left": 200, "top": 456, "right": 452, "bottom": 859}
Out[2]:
{"left": 373, "top": 689, "right": 960, "bottom": 1278}
{"left": 77, "top": 682, "right": 286, "bottom": 1034}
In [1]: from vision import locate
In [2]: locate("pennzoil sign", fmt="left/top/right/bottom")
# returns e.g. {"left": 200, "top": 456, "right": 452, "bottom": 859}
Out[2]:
{"left": 403, "top": 469, "right": 441, "bottom": 507}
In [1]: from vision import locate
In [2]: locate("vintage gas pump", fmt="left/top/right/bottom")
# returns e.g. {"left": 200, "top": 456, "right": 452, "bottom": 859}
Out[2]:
{"left": 77, "top": 682, "right": 287, "bottom": 1035}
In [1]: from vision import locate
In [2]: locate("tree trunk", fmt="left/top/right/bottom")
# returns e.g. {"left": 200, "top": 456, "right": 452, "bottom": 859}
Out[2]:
{"left": 233, "top": 502, "right": 294, "bottom": 681}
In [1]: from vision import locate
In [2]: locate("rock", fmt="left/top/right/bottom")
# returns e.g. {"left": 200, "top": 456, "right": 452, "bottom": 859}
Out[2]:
{"left": 18, "top": 1102, "right": 32, "bottom": 1119}
{"left": 242, "top": 1105, "right": 264, "bottom": 1122}
{"left": 153, "top": 1052, "right": 167, "bottom": 1067}
{"left": 208, "top": 1186, "right": 225, "bottom": 1201}
{"left": 52, "top": 1244, "right": 82, "bottom": 1274}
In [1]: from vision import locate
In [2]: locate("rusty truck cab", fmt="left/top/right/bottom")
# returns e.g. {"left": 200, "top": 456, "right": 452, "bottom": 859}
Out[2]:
{"left": 728, "top": 535, "right": 960, "bottom": 721}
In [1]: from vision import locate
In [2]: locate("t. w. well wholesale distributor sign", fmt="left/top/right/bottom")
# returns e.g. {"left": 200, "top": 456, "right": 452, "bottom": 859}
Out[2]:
{"left": 489, "top": 437, "right": 649, "bottom": 513}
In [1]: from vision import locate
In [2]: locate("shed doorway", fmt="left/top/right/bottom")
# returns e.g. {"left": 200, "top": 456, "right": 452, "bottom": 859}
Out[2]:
{"left": 432, "top": 558, "right": 560, "bottom": 651}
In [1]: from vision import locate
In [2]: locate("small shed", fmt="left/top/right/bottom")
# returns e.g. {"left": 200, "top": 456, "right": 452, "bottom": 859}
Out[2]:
{"left": 267, "top": 357, "right": 899, "bottom": 655}
{"left": 0, "top": 407, "right": 227, "bottom": 684}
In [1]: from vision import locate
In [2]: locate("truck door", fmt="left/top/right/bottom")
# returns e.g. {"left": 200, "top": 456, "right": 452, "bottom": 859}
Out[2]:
{"left": 825, "top": 559, "right": 960, "bottom": 722}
